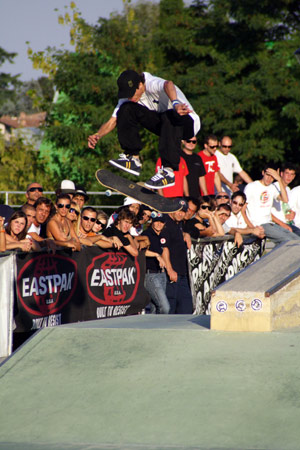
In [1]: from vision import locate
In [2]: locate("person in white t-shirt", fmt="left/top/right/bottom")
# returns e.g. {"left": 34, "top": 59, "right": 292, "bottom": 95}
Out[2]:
{"left": 225, "top": 191, "right": 265, "bottom": 239}
{"left": 244, "top": 166, "right": 300, "bottom": 244}
{"left": 88, "top": 70, "right": 200, "bottom": 190}
{"left": 271, "top": 163, "right": 300, "bottom": 235}
{"left": 290, "top": 185, "right": 300, "bottom": 229}
{"left": 216, "top": 136, "right": 252, "bottom": 195}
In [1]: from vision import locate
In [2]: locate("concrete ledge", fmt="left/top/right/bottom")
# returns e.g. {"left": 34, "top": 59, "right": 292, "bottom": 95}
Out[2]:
{"left": 211, "top": 241, "right": 300, "bottom": 331}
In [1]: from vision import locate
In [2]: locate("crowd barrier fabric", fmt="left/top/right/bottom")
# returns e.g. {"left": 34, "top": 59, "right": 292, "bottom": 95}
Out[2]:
{"left": 188, "top": 236, "right": 265, "bottom": 315}
{"left": 0, "top": 253, "right": 15, "bottom": 358}
{"left": 14, "top": 246, "right": 148, "bottom": 333}
{"left": 0, "top": 236, "right": 265, "bottom": 357}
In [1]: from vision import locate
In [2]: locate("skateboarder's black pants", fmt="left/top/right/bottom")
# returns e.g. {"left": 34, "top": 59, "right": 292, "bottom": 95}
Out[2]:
{"left": 117, "top": 102, "right": 194, "bottom": 171}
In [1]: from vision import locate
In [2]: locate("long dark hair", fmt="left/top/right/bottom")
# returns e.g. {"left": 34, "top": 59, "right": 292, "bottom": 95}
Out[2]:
{"left": 5, "top": 211, "right": 28, "bottom": 241}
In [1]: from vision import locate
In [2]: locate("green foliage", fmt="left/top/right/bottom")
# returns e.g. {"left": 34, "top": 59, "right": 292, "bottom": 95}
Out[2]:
{"left": 27, "top": 0, "right": 300, "bottom": 186}
{"left": 0, "top": 134, "right": 51, "bottom": 205}
{"left": 0, "top": 47, "right": 20, "bottom": 115}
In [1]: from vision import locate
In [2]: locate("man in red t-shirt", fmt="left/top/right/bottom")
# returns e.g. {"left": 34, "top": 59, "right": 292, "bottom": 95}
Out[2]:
{"left": 155, "top": 157, "right": 189, "bottom": 197}
{"left": 198, "top": 134, "right": 222, "bottom": 195}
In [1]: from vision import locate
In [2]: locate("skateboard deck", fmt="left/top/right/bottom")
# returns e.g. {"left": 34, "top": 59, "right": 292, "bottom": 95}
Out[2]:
{"left": 96, "top": 169, "right": 182, "bottom": 213}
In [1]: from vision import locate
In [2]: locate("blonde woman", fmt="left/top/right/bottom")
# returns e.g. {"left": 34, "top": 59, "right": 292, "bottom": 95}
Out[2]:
{"left": 92, "top": 210, "right": 108, "bottom": 234}
{"left": 67, "top": 201, "right": 81, "bottom": 235}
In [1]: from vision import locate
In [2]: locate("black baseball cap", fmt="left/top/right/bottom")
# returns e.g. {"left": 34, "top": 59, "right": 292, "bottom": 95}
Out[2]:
{"left": 152, "top": 212, "right": 166, "bottom": 223}
{"left": 176, "top": 198, "right": 189, "bottom": 212}
{"left": 74, "top": 185, "right": 89, "bottom": 201}
{"left": 117, "top": 70, "right": 140, "bottom": 99}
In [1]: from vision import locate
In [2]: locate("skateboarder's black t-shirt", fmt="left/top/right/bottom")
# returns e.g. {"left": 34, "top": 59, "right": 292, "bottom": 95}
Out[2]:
{"left": 142, "top": 226, "right": 163, "bottom": 272}
{"left": 160, "top": 215, "right": 188, "bottom": 276}
{"left": 180, "top": 150, "right": 206, "bottom": 199}
{"left": 102, "top": 224, "right": 130, "bottom": 247}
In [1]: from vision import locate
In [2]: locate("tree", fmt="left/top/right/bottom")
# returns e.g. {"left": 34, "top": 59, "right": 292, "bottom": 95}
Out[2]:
{"left": 30, "top": 1, "right": 162, "bottom": 188}
{"left": 0, "top": 47, "right": 20, "bottom": 115}
{"left": 156, "top": 0, "right": 300, "bottom": 177}
{"left": 0, "top": 134, "right": 51, "bottom": 205}
{"left": 27, "top": 0, "right": 300, "bottom": 186}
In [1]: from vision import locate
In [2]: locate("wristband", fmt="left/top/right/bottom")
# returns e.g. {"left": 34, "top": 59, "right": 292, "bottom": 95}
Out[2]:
{"left": 172, "top": 100, "right": 180, "bottom": 109}
{"left": 0, "top": 229, "right": 5, "bottom": 233}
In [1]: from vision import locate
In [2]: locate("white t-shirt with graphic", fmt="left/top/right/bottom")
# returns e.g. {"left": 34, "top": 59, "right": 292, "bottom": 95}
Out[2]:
{"left": 244, "top": 180, "right": 279, "bottom": 226}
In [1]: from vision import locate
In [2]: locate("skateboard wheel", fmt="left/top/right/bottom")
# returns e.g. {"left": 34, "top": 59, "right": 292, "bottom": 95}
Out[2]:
{"left": 105, "top": 189, "right": 112, "bottom": 197}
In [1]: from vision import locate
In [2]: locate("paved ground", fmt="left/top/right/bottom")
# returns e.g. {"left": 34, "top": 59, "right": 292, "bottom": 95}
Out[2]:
{"left": 1, "top": 315, "right": 300, "bottom": 450}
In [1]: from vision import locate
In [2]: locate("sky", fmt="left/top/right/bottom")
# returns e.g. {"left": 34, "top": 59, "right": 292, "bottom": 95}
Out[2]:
{"left": 0, "top": 0, "right": 160, "bottom": 81}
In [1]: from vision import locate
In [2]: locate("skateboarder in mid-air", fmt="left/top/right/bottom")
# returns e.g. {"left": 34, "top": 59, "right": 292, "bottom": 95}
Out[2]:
{"left": 88, "top": 70, "right": 200, "bottom": 190}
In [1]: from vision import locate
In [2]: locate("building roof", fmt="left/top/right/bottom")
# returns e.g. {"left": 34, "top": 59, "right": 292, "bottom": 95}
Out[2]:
{"left": 0, "top": 112, "right": 46, "bottom": 129}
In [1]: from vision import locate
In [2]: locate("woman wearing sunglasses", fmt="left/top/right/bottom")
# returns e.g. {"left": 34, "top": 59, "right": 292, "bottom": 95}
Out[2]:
{"left": 67, "top": 201, "right": 81, "bottom": 234}
{"left": 188, "top": 196, "right": 224, "bottom": 239}
{"left": 92, "top": 210, "right": 108, "bottom": 234}
{"left": 46, "top": 194, "right": 81, "bottom": 251}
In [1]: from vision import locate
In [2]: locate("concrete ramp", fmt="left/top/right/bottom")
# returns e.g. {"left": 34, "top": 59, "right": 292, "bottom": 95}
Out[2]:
{"left": 1, "top": 315, "right": 300, "bottom": 449}
{"left": 211, "top": 240, "right": 300, "bottom": 332}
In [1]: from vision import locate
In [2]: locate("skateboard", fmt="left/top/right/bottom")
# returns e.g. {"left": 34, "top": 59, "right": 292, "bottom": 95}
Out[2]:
{"left": 95, "top": 169, "right": 182, "bottom": 213}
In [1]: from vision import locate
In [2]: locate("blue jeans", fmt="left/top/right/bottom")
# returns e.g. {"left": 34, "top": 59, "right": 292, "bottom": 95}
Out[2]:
{"left": 262, "top": 223, "right": 300, "bottom": 245}
{"left": 144, "top": 271, "right": 170, "bottom": 314}
{"left": 291, "top": 224, "right": 300, "bottom": 236}
{"left": 166, "top": 274, "right": 193, "bottom": 314}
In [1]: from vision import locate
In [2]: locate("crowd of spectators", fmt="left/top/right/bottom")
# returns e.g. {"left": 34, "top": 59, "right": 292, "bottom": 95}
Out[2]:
{"left": 1, "top": 135, "right": 300, "bottom": 315}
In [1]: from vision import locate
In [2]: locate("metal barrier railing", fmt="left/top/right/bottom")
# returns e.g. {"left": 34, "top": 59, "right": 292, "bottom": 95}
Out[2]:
{"left": 0, "top": 191, "right": 123, "bottom": 209}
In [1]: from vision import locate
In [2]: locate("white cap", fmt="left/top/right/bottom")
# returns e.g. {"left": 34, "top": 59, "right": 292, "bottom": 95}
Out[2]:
{"left": 123, "top": 196, "right": 141, "bottom": 206}
{"left": 56, "top": 179, "right": 76, "bottom": 195}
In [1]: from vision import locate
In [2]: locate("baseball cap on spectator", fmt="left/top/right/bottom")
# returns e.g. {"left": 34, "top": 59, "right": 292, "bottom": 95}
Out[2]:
{"left": 123, "top": 196, "right": 141, "bottom": 206}
{"left": 117, "top": 70, "right": 140, "bottom": 99}
{"left": 176, "top": 198, "right": 189, "bottom": 212}
{"left": 151, "top": 212, "right": 166, "bottom": 223}
{"left": 56, "top": 180, "right": 76, "bottom": 196}
{"left": 74, "top": 185, "right": 89, "bottom": 201}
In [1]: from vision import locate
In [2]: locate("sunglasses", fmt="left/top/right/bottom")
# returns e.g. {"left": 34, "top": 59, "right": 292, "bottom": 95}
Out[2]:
{"left": 82, "top": 216, "right": 96, "bottom": 222}
{"left": 57, "top": 203, "right": 70, "bottom": 209}
{"left": 222, "top": 145, "right": 232, "bottom": 149}
{"left": 186, "top": 139, "right": 197, "bottom": 144}
{"left": 216, "top": 195, "right": 229, "bottom": 200}
{"left": 208, "top": 145, "right": 218, "bottom": 149}
{"left": 28, "top": 187, "right": 43, "bottom": 193}
{"left": 95, "top": 219, "right": 106, "bottom": 226}
{"left": 69, "top": 208, "right": 79, "bottom": 216}
{"left": 232, "top": 200, "right": 245, "bottom": 207}
{"left": 200, "top": 205, "right": 212, "bottom": 210}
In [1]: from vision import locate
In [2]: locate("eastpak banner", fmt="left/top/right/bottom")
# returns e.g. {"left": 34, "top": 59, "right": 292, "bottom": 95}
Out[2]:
{"left": 14, "top": 247, "right": 147, "bottom": 332}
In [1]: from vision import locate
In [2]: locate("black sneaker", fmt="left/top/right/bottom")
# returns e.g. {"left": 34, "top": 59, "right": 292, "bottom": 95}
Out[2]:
{"left": 144, "top": 167, "right": 175, "bottom": 189}
{"left": 109, "top": 154, "right": 142, "bottom": 176}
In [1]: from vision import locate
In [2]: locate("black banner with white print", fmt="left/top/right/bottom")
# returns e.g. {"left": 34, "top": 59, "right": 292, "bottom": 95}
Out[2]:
{"left": 188, "top": 236, "right": 265, "bottom": 315}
